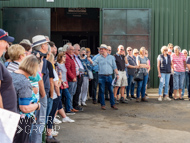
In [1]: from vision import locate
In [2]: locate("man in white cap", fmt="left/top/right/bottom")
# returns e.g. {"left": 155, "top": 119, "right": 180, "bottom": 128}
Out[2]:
{"left": 0, "top": 29, "right": 17, "bottom": 112}
{"left": 88, "top": 44, "right": 119, "bottom": 110}
{"left": 30, "top": 35, "right": 50, "bottom": 143}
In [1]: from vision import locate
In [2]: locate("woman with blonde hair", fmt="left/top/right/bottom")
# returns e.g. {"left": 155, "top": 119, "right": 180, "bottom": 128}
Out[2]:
{"left": 12, "top": 55, "right": 40, "bottom": 143}
{"left": 136, "top": 47, "right": 150, "bottom": 102}
{"left": 157, "top": 46, "right": 172, "bottom": 101}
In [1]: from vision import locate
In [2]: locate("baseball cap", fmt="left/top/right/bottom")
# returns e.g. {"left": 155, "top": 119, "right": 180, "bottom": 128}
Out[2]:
{"left": 0, "top": 29, "right": 14, "bottom": 43}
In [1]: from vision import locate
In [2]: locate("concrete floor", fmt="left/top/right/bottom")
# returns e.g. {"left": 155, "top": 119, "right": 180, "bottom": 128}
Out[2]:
{"left": 55, "top": 89, "right": 190, "bottom": 143}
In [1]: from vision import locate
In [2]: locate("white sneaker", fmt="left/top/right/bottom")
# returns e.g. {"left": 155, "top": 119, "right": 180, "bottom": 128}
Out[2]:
{"left": 82, "top": 102, "right": 87, "bottom": 106}
{"left": 51, "top": 128, "right": 59, "bottom": 137}
{"left": 62, "top": 117, "right": 75, "bottom": 123}
{"left": 158, "top": 96, "right": 162, "bottom": 101}
{"left": 78, "top": 102, "right": 81, "bottom": 106}
{"left": 164, "top": 97, "right": 171, "bottom": 101}
{"left": 53, "top": 117, "right": 62, "bottom": 124}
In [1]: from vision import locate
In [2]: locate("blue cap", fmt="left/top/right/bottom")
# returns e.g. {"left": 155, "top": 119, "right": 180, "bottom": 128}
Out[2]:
{"left": 0, "top": 29, "right": 14, "bottom": 43}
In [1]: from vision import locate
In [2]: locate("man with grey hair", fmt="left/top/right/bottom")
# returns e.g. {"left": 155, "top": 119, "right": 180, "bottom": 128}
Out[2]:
{"left": 65, "top": 44, "right": 78, "bottom": 112}
{"left": 88, "top": 44, "right": 119, "bottom": 110}
{"left": 72, "top": 44, "right": 84, "bottom": 111}
{"left": 30, "top": 35, "right": 50, "bottom": 143}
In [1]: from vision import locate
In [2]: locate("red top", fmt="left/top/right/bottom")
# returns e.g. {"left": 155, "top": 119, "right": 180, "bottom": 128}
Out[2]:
{"left": 65, "top": 53, "right": 76, "bottom": 82}
{"left": 171, "top": 52, "right": 186, "bottom": 72}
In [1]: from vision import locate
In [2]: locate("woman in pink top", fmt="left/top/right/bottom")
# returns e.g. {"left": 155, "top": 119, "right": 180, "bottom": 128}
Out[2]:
{"left": 171, "top": 46, "right": 186, "bottom": 100}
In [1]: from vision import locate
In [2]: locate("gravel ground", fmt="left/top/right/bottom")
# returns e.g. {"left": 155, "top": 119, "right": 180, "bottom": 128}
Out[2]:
{"left": 55, "top": 89, "right": 190, "bottom": 143}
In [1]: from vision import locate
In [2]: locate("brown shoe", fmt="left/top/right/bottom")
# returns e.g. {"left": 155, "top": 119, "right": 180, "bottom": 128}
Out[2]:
{"left": 93, "top": 100, "right": 97, "bottom": 104}
{"left": 136, "top": 98, "right": 140, "bottom": 102}
{"left": 141, "top": 97, "right": 148, "bottom": 102}
{"left": 101, "top": 106, "right": 106, "bottom": 110}
{"left": 111, "top": 105, "right": 118, "bottom": 110}
{"left": 71, "top": 108, "right": 79, "bottom": 112}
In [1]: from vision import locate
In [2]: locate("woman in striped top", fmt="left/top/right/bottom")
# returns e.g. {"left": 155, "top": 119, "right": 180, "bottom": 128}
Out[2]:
{"left": 171, "top": 46, "right": 186, "bottom": 100}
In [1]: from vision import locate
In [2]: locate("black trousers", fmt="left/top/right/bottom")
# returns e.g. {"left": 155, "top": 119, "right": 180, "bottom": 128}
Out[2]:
{"left": 188, "top": 73, "right": 190, "bottom": 98}
{"left": 73, "top": 75, "right": 83, "bottom": 108}
{"left": 169, "top": 74, "right": 173, "bottom": 97}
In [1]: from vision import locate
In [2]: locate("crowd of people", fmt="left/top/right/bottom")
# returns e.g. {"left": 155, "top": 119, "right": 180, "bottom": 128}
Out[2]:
{"left": 0, "top": 28, "right": 189, "bottom": 143}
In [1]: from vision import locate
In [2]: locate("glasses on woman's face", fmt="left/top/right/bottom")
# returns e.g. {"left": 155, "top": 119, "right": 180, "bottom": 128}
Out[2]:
{"left": 127, "top": 49, "right": 132, "bottom": 51}
{"left": 134, "top": 52, "right": 139, "bottom": 54}
{"left": 164, "top": 50, "right": 168, "bottom": 52}
{"left": 108, "top": 50, "right": 111, "bottom": 51}
{"left": 184, "top": 53, "right": 187, "bottom": 54}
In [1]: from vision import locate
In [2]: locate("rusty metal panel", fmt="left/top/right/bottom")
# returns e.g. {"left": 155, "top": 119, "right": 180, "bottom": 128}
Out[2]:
{"left": 3, "top": 8, "right": 50, "bottom": 43}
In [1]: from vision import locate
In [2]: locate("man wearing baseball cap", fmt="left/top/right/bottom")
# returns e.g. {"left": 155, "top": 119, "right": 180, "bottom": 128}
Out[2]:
{"left": 88, "top": 44, "right": 119, "bottom": 110}
{"left": 0, "top": 29, "right": 17, "bottom": 112}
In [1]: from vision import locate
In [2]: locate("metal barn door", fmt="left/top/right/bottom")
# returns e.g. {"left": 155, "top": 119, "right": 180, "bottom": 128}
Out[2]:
{"left": 3, "top": 8, "right": 50, "bottom": 43}
{"left": 102, "top": 9, "right": 151, "bottom": 55}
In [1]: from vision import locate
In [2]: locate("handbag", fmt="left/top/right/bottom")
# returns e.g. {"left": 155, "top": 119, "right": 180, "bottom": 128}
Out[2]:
{"left": 83, "top": 62, "right": 93, "bottom": 79}
{"left": 60, "top": 81, "right": 69, "bottom": 89}
{"left": 134, "top": 69, "right": 144, "bottom": 81}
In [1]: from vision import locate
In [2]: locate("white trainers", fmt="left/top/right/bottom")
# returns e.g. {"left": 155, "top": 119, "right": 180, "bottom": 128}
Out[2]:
{"left": 164, "top": 97, "right": 171, "bottom": 101}
{"left": 78, "top": 102, "right": 81, "bottom": 106}
{"left": 158, "top": 96, "right": 162, "bottom": 101}
{"left": 82, "top": 102, "right": 87, "bottom": 106}
{"left": 62, "top": 117, "right": 75, "bottom": 123}
{"left": 51, "top": 128, "right": 59, "bottom": 137}
{"left": 53, "top": 117, "right": 62, "bottom": 124}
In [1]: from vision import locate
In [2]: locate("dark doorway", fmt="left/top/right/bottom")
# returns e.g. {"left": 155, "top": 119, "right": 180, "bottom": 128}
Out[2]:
{"left": 51, "top": 8, "right": 99, "bottom": 55}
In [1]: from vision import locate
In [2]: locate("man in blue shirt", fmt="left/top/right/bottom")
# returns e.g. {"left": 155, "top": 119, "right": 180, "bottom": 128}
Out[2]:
{"left": 88, "top": 44, "right": 119, "bottom": 110}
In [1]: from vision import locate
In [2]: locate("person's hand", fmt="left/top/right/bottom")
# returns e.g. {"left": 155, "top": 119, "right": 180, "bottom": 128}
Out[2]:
{"left": 62, "top": 82, "right": 67, "bottom": 89}
{"left": 136, "top": 65, "right": 139, "bottom": 69}
{"left": 73, "top": 78, "right": 77, "bottom": 82}
{"left": 33, "top": 87, "right": 38, "bottom": 94}
{"left": 158, "top": 73, "right": 161, "bottom": 78}
{"left": 116, "top": 74, "right": 119, "bottom": 79}
{"left": 37, "top": 103, "right": 41, "bottom": 110}
{"left": 87, "top": 57, "right": 93, "bottom": 63}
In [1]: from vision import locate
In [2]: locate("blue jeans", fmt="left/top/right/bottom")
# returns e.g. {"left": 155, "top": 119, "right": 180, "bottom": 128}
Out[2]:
{"left": 158, "top": 73, "right": 170, "bottom": 95}
{"left": 126, "top": 75, "right": 135, "bottom": 97}
{"left": 68, "top": 81, "right": 77, "bottom": 109}
{"left": 98, "top": 75, "right": 115, "bottom": 106}
{"left": 60, "top": 88, "right": 72, "bottom": 112}
{"left": 173, "top": 71, "right": 185, "bottom": 90}
{"left": 182, "top": 71, "right": 189, "bottom": 96}
{"left": 136, "top": 74, "right": 149, "bottom": 98}
{"left": 47, "top": 97, "right": 60, "bottom": 129}
{"left": 46, "top": 97, "right": 53, "bottom": 123}
{"left": 92, "top": 72, "right": 99, "bottom": 101}
{"left": 30, "top": 95, "right": 47, "bottom": 143}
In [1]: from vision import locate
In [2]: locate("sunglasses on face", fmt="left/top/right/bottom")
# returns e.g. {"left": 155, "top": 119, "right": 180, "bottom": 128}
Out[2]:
{"left": 127, "top": 49, "right": 132, "bottom": 51}
{"left": 108, "top": 50, "right": 111, "bottom": 51}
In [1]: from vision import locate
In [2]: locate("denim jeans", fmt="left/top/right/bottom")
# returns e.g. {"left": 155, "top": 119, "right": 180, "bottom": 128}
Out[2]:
{"left": 92, "top": 72, "right": 99, "bottom": 101}
{"left": 30, "top": 95, "right": 47, "bottom": 143}
{"left": 61, "top": 88, "right": 72, "bottom": 112}
{"left": 47, "top": 97, "right": 60, "bottom": 129}
{"left": 46, "top": 97, "right": 53, "bottom": 123}
{"left": 158, "top": 73, "right": 170, "bottom": 95}
{"left": 182, "top": 71, "right": 189, "bottom": 96}
{"left": 126, "top": 75, "right": 135, "bottom": 97}
{"left": 136, "top": 74, "right": 149, "bottom": 98}
{"left": 173, "top": 71, "right": 185, "bottom": 90}
{"left": 98, "top": 75, "right": 115, "bottom": 106}
{"left": 68, "top": 81, "right": 77, "bottom": 109}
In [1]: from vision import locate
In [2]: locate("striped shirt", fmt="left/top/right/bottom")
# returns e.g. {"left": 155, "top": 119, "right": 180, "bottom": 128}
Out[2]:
{"left": 7, "top": 62, "right": 19, "bottom": 72}
{"left": 171, "top": 52, "right": 186, "bottom": 72}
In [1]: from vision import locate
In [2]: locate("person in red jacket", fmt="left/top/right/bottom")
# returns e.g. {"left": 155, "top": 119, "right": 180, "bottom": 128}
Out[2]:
{"left": 65, "top": 45, "right": 78, "bottom": 112}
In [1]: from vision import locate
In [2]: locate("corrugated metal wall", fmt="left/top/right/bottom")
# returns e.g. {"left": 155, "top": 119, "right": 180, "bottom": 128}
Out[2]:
{"left": 0, "top": 0, "right": 190, "bottom": 88}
